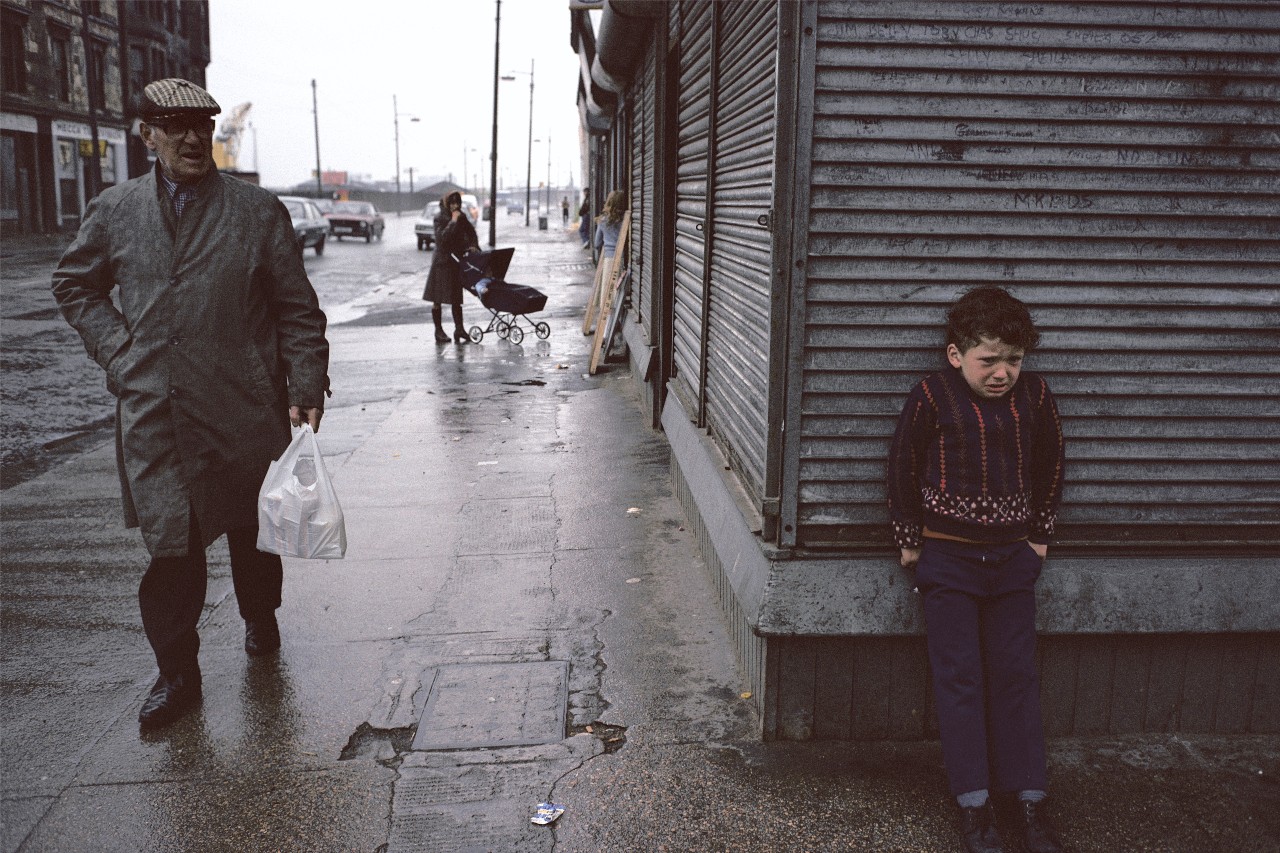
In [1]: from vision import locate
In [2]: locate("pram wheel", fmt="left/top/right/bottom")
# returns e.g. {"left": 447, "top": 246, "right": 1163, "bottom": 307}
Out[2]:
{"left": 496, "top": 320, "right": 510, "bottom": 340}
{"left": 468, "top": 325, "right": 484, "bottom": 343}
{"left": 534, "top": 321, "right": 551, "bottom": 340}
{"left": 508, "top": 325, "right": 525, "bottom": 345}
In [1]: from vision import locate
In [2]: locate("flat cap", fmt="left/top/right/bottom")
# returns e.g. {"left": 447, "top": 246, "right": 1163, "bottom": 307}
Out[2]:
{"left": 140, "top": 78, "right": 221, "bottom": 119}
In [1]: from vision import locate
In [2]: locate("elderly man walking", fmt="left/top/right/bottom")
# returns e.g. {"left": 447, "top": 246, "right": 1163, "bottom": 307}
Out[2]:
{"left": 51, "top": 79, "right": 331, "bottom": 730}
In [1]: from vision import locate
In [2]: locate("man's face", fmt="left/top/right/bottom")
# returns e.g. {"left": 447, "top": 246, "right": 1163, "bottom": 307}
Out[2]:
{"left": 141, "top": 116, "right": 214, "bottom": 183}
{"left": 947, "top": 336, "right": 1024, "bottom": 399}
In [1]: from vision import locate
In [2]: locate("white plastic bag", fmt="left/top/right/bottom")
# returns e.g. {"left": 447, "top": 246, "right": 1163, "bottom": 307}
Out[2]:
{"left": 257, "top": 424, "right": 346, "bottom": 559}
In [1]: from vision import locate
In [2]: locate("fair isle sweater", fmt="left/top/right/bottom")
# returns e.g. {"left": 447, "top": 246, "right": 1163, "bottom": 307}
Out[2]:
{"left": 887, "top": 368, "right": 1065, "bottom": 549}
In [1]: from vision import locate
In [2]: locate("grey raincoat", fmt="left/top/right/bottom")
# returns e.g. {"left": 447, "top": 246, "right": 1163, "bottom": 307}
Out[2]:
{"left": 52, "top": 165, "right": 330, "bottom": 558}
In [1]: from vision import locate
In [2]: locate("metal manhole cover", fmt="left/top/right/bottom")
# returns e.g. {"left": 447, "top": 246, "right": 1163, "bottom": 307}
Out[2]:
{"left": 411, "top": 661, "right": 569, "bottom": 750}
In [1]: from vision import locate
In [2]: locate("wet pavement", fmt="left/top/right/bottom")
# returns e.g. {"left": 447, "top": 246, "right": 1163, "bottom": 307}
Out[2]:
{"left": 2, "top": 219, "right": 1278, "bottom": 852}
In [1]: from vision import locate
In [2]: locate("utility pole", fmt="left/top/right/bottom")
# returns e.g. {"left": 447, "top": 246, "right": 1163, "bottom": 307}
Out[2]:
{"left": 394, "top": 94, "right": 402, "bottom": 216}
{"left": 525, "top": 60, "right": 534, "bottom": 227}
{"left": 488, "top": 0, "right": 501, "bottom": 248}
{"left": 312, "top": 80, "right": 323, "bottom": 198}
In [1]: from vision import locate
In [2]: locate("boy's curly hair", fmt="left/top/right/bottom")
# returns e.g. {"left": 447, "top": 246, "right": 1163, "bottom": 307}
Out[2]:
{"left": 946, "top": 286, "right": 1041, "bottom": 353}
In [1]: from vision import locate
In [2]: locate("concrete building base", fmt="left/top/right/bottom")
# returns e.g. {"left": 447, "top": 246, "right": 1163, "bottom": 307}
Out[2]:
{"left": 659, "top": 388, "right": 1280, "bottom": 741}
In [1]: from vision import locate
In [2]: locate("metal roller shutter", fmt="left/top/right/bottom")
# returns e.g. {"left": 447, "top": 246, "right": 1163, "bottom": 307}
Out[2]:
{"left": 671, "top": 0, "right": 714, "bottom": 411}
{"left": 629, "top": 43, "right": 659, "bottom": 337}
{"left": 796, "top": 0, "right": 1280, "bottom": 548}
{"left": 704, "top": 0, "right": 778, "bottom": 503}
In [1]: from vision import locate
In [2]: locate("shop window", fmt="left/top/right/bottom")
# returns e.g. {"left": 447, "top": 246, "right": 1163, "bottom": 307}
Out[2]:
{"left": 2, "top": 11, "right": 28, "bottom": 93}
{"left": 128, "top": 45, "right": 144, "bottom": 105}
{"left": 49, "top": 25, "right": 71, "bottom": 102}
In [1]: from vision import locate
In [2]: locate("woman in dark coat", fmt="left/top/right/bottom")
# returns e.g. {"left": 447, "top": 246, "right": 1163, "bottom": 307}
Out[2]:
{"left": 422, "top": 190, "right": 480, "bottom": 344}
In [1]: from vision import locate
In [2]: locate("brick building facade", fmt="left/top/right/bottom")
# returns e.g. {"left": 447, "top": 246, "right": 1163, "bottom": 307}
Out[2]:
{"left": 1, "top": 0, "right": 210, "bottom": 237}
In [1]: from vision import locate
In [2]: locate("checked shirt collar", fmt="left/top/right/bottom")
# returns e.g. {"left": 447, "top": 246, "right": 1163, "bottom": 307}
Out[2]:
{"left": 158, "top": 168, "right": 198, "bottom": 217}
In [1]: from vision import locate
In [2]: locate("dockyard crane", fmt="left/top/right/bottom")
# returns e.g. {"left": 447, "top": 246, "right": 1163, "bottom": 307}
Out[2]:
{"left": 213, "top": 102, "right": 253, "bottom": 171}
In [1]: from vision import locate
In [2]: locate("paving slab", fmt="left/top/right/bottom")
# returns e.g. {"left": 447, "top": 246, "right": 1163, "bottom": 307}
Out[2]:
{"left": 412, "top": 660, "right": 569, "bottom": 750}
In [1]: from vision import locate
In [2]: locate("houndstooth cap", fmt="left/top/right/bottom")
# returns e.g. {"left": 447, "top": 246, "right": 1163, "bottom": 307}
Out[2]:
{"left": 140, "top": 78, "right": 221, "bottom": 120}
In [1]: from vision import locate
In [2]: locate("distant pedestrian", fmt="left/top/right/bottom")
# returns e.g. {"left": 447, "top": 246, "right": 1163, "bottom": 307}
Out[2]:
{"left": 593, "top": 190, "right": 628, "bottom": 287}
{"left": 887, "top": 286, "right": 1065, "bottom": 853}
{"left": 577, "top": 188, "right": 591, "bottom": 249}
{"left": 560, "top": 195, "right": 569, "bottom": 225}
{"left": 422, "top": 190, "right": 480, "bottom": 344}
{"left": 51, "top": 79, "right": 331, "bottom": 731}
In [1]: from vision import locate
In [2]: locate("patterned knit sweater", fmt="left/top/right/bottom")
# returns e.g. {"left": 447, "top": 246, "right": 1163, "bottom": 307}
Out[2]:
{"left": 887, "top": 368, "right": 1065, "bottom": 549}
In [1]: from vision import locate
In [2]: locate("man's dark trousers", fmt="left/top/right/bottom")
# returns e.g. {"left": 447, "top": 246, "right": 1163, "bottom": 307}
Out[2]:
{"left": 916, "top": 538, "right": 1048, "bottom": 797}
{"left": 139, "top": 508, "right": 282, "bottom": 678}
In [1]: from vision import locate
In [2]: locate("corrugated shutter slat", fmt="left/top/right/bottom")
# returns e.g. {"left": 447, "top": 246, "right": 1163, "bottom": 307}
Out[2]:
{"left": 800, "top": 0, "right": 1280, "bottom": 547}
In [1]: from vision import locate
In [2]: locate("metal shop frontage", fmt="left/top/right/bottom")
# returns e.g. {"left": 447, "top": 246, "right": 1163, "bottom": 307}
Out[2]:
{"left": 572, "top": 0, "right": 1279, "bottom": 740}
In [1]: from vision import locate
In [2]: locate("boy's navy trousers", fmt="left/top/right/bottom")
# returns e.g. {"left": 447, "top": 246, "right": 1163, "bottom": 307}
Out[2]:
{"left": 916, "top": 538, "right": 1048, "bottom": 797}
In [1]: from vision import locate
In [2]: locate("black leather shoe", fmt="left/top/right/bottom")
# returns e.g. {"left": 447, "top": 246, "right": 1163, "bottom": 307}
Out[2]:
{"left": 958, "top": 802, "right": 1005, "bottom": 853}
{"left": 1019, "top": 799, "right": 1063, "bottom": 853}
{"left": 454, "top": 330, "right": 471, "bottom": 344}
{"left": 138, "top": 671, "right": 201, "bottom": 730}
{"left": 434, "top": 329, "right": 450, "bottom": 343}
{"left": 244, "top": 615, "right": 281, "bottom": 657}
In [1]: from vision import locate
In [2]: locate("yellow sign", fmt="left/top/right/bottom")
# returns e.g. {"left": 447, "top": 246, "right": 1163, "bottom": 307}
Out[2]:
{"left": 78, "top": 139, "right": 108, "bottom": 157}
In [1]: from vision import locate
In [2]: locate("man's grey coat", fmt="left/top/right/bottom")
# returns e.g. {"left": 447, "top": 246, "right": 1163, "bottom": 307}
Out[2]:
{"left": 52, "top": 166, "right": 330, "bottom": 558}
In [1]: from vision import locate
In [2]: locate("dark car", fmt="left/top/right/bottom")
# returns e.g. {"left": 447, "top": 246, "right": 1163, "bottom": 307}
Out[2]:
{"left": 506, "top": 200, "right": 524, "bottom": 216}
{"left": 278, "top": 196, "right": 327, "bottom": 256}
{"left": 326, "top": 201, "right": 385, "bottom": 243}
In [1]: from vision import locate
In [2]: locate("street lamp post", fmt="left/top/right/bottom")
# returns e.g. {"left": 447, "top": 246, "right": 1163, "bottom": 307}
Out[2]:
{"left": 488, "top": 0, "right": 502, "bottom": 248}
{"left": 312, "top": 79, "right": 322, "bottom": 199}
{"left": 393, "top": 95, "right": 419, "bottom": 217}
{"left": 501, "top": 60, "right": 534, "bottom": 227}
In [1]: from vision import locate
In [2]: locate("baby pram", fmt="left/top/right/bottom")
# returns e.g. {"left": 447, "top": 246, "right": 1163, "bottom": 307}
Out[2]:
{"left": 458, "top": 248, "right": 550, "bottom": 345}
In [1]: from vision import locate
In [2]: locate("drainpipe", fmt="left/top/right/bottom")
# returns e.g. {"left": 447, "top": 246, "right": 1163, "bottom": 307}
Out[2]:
{"left": 80, "top": 7, "right": 103, "bottom": 200}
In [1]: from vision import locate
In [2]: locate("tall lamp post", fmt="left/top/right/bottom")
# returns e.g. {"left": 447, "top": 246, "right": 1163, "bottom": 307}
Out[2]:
{"left": 393, "top": 94, "right": 419, "bottom": 217}
{"left": 488, "top": 0, "right": 502, "bottom": 248}
{"left": 501, "top": 59, "right": 534, "bottom": 227}
{"left": 312, "top": 79, "right": 322, "bottom": 198}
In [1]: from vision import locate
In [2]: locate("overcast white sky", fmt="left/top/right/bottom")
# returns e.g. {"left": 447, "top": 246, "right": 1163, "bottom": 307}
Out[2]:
{"left": 206, "top": 0, "right": 586, "bottom": 192}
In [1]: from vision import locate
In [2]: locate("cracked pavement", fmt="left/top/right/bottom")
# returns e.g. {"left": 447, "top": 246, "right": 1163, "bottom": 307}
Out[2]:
{"left": 3, "top": 220, "right": 1277, "bottom": 852}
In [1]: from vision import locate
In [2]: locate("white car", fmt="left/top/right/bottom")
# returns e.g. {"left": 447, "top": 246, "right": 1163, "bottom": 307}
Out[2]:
{"left": 415, "top": 195, "right": 480, "bottom": 250}
{"left": 414, "top": 204, "right": 436, "bottom": 251}
{"left": 459, "top": 193, "right": 480, "bottom": 226}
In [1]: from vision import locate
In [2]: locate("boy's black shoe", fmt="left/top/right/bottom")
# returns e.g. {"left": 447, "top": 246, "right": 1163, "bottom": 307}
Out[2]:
{"left": 958, "top": 802, "right": 1005, "bottom": 853}
{"left": 1019, "top": 799, "right": 1063, "bottom": 853}
{"left": 244, "top": 614, "right": 281, "bottom": 656}
{"left": 138, "top": 671, "right": 202, "bottom": 730}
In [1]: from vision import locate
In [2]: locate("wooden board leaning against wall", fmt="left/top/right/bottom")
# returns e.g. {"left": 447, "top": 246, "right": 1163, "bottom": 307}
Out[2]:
{"left": 585, "top": 212, "right": 632, "bottom": 374}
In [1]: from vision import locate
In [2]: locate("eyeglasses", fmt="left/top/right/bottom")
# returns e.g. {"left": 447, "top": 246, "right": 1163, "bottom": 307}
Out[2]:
{"left": 148, "top": 117, "right": 216, "bottom": 138}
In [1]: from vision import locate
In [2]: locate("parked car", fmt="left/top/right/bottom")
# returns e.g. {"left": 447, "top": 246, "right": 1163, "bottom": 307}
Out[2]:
{"left": 326, "top": 200, "right": 385, "bottom": 243}
{"left": 460, "top": 193, "right": 480, "bottom": 226}
{"left": 506, "top": 200, "right": 524, "bottom": 216}
{"left": 313, "top": 198, "right": 335, "bottom": 215}
{"left": 414, "top": 203, "right": 437, "bottom": 251}
{"left": 278, "top": 196, "right": 327, "bottom": 256}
